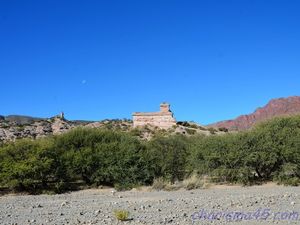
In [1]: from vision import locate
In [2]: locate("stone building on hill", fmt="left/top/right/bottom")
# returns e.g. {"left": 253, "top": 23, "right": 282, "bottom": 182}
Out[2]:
{"left": 132, "top": 103, "right": 176, "bottom": 129}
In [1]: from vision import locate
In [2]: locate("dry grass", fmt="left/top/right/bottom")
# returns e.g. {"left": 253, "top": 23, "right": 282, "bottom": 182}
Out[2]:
{"left": 164, "top": 181, "right": 182, "bottom": 191}
{"left": 152, "top": 178, "right": 168, "bottom": 190}
{"left": 183, "top": 174, "right": 205, "bottom": 190}
{"left": 152, "top": 175, "right": 210, "bottom": 191}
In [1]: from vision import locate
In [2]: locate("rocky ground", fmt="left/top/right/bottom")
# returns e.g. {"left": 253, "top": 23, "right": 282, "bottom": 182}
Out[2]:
{"left": 0, "top": 116, "right": 132, "bottom": 142}
{"left": 1, "top": 184, "right": 300, "bottom": 225}
{"left": 0, "top": 114, "right": 225, "bottom": 142}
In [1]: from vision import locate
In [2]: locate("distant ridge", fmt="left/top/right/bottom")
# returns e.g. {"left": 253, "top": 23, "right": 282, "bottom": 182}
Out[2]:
{"left": 3, "top": 115, "right": 44, "bottom": 125}
{"left": 0, "top": 115, "right": 95, "bottom": 126}
{"left": 209, "top": 96, "right": 300, "bottom": 131}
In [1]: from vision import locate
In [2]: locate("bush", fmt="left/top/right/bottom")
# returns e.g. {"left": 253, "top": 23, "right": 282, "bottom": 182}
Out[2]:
{"left": 278, "top": 177, "right": 300, "bottom": 186}
{"left": 187, "top": 116, "right": 300, "bottom": 185}
{"left": 1, "top": 115, "right": 300, "bottom": 194}
{"left": 185, "top": 128, "right": 196, "bottom": 135}
{"left": 0, "top": 138, "right": 68, "bottom": 193}
{"left": 145, "top": 135, "right": 188, "bottom": 183}
{"left": 218, "top": 127, "right": 228, "bottom": 132}
{"left": 274, "top": 163, "right": 300, "bottom": 186}
{"left": 114, "top": 210, "right": 130, "bottom": 221}
{"left": 207, "top": 127, "right": 217, "bottom": 134}
{"left": 55, "top": 128, "right": 152, "bottom": 189}
{"left": 177, "top": 121, "right": 190, "bottom": 127}
{"left": 0, "top": 128, "right": 153, "bottom": 193}
{"left": 189, "top": 124, "right": 199, "bottom": 129}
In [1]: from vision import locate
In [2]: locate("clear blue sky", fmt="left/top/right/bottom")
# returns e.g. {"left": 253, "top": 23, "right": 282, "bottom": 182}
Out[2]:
{"left": 1, "top": 0, "right": 300, "bottom": 124}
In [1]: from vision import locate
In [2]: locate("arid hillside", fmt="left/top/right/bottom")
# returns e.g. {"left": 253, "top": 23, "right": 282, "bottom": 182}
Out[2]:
{"left": 209, "top": 96, "right": 300, "bottom": 131}
{"left": 0, "top": 114, "right": 224, "bottom": 142}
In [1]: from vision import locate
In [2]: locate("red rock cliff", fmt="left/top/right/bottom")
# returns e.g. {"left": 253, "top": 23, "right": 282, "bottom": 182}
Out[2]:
{"left": 209, "top": 96, "right": 300, "bottom": 131}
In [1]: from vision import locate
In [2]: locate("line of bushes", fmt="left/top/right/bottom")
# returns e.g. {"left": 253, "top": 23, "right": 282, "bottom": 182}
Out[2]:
{"left": 187, "top": 116, "right": 300, "bottom": 186}
{"left": 1, "top": 115, "right": 300, "bottom": 194}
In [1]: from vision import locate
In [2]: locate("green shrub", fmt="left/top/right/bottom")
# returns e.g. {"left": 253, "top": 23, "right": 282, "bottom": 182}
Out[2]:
{"left": 189, "top": 124, "right": 199, "bottom": 129}
{"left": 187, "top": 116, "right": 300, "bottom": 185}
{"left": 56, "top": 128, "right": 152, "bottom": 189}
{"left": 0, "top": 128, "right": 153, "bottom": 193}
{"left": 114, "top": 210, "right": 130, "bottom": 221}
{"left": 274, "top": 163, "right": 300, "bottom": 186}
{"left": 0, "top": 138, "right": 66, "bottom": 193}
{"left": 278, "top": 177, "right": 300, "bottom": 186}
{"left": 177, "top": 121, "right": 190, "bottom": 127}
{"left": 207, "top": 127, "right": 217, "bottom": 134}
{"left": 185, "top": 128, "right": 196, "bottom": 135}
{"left": 145, "top": 135, "right": 188, "bottom": 183}
{"left": 218, "top": 127, "right": 228, "bottom": 132}
{"left": 1, "top": 115, "right": 300, "bottom": 194}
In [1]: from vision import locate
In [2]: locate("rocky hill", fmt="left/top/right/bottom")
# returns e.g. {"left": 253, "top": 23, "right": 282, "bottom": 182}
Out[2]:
{"left": 0, "top": 115, "right": 75, "bottom": 142}
{"left": 209, "top": 96, "right": 300, "bottom": 131}
{"left": 0, "top": 115, "right": 134, "bottom": 142}
{"left": 2, "top": 96, "right": 300, "bottom": 140}
{"left": 0, "top": 114, "right": 225, "bottom": 142}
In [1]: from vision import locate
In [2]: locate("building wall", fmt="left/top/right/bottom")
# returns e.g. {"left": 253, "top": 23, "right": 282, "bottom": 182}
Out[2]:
{"left": 132, "top": 104, "right": 176, "bottom": 129}
{"left": 133, "top": 114, "right": 176, "bottom": 129}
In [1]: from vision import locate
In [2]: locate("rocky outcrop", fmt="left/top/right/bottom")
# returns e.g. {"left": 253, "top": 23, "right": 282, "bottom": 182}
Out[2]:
{"left": 210, "top": 96, "right": 300, "bottom": 131}
{"left": 0, "top": 116, "right": 135, "bottom": 142}
{"left": 0, "top": 114, "right": 224, "bottom": 142}
{"left": 0, "top": 116, "right": 77, "bottom": 142}
{"left": 51, "top": 117, "right": 74, "bottom": 134}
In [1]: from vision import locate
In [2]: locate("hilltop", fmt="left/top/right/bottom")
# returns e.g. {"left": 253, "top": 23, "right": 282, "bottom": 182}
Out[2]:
{"left": 0, "top": 115, "right": 224, "bottom": 142}
{"left": 2, "top": 96, "right": 300, "bottom": 141}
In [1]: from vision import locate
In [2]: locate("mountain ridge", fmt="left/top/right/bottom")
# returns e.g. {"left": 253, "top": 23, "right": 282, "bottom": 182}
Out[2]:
{"left": 2, "top": 96, "right": 300, "bottom": 141}
{"left": 209, "top": 96, "right": 300, "bottom": 130}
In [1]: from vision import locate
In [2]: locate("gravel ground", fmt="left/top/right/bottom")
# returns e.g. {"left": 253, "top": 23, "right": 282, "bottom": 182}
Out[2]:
{"left": 1, "top": 184, "right": 300, "bottom": 225}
